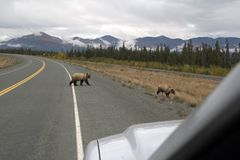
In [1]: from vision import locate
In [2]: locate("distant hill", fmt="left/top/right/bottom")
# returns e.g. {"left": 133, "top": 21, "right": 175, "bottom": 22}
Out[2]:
{"left": 0, "top": 32, "right": 72, "bottom": 51}
{"left": 0, "top": 32, "right": 240, "bottom": 52}
{"left": 135, "top": 35, "right": 184, "bottom": 49}
{"left": 189, "top": 37, "right": 240, "bottom": 48}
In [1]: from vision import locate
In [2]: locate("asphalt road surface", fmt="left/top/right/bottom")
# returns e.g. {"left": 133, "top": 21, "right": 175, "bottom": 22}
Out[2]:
{"left": 0, "top": 54, "right": 189, "bottom": 160}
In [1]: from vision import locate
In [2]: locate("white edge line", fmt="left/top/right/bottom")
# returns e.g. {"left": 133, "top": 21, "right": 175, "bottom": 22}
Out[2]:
{"left": 53, "top": 60, "right": 84, "bottom": 160}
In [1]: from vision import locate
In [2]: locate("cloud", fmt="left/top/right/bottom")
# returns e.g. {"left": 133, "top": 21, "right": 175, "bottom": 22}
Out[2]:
{"left": 99, "top": 38, "right": 111, "bottom": 46}
{"left": 0, "top": 0, "right": 240, "bottom": 39}
{"left": 7, "top": 43, "right": 22, "bottom": 47}
{"left": 67, "top": 39, "right": 87, "bottom": 47}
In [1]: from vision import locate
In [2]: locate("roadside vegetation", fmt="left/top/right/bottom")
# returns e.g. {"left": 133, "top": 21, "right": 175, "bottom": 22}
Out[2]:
{"left": 67, "top": 57, "right": 229, "bottom": 76}
{"left": 0, "top": 55, "right": 17, "bottom": 69}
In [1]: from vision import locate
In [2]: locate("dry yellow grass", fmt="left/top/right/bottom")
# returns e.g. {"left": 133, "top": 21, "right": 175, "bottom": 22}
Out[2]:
{"left": 70, "top": 60, "right": 220, "bottom": 107}
{"left": 0, "top": 55, "right": 16, "bottom": 69}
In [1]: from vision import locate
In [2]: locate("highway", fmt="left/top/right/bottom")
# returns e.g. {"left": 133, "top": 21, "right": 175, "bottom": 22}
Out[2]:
{"left": 0, "top": 55, "right": 188, "bottom": 160}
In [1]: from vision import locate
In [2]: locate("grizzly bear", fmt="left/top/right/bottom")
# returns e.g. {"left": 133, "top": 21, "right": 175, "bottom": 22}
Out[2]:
{"left": 156, "top": 86, "right": 175, "bottom": 97}
{"left": 69, "top": 72, "right": 91, "bottom": 86}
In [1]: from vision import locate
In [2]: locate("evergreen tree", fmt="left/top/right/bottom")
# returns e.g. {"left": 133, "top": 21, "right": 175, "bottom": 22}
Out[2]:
{"left": 225, "top": 39, "right": 231, "bottom": 68}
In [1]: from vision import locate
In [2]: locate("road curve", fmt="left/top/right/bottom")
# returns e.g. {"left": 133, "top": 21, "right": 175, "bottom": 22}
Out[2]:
{"left": 0, "top": 56, "right": 77, "bottom": 160}
{"left": 0, "top": 55, "right": 190, "bottom": 160}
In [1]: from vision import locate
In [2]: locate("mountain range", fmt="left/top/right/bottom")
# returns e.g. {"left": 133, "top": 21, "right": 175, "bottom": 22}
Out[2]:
{"left": 0, "top": 32, "right": 240, "bottom": 52}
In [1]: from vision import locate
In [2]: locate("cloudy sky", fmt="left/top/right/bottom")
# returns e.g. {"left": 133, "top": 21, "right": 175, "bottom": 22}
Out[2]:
{"left": 0, "top": 0, "right": 240, "bottom": 41}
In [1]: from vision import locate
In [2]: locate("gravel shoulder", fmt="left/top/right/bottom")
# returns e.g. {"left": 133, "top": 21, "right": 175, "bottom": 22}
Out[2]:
{"left": 0, "top": 54, "right": 17, "bottom": 69}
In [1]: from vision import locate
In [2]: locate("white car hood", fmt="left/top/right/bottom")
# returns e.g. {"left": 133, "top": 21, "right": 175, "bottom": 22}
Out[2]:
{"left": 84, "top": 120, "right": 181, "bottom": 160}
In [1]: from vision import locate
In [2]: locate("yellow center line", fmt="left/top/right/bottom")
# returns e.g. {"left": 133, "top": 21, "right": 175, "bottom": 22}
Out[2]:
{"left": 0, "top": 59, "right": 46, "bottom": 97}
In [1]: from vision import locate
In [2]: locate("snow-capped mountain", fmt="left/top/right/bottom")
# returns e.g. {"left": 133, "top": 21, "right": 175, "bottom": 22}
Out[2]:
{"left": 70, "top": 35, "right": 120, "bottom": 48}
{"left": 0, "top": 32, "right": 72, "bottom": 51}
{"left": 0, "top": 32, "right": 240, "bottom": 52}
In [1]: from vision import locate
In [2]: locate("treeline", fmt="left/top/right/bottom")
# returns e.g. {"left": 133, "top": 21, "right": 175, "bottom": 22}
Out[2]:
{"left": 0, "top": 48, "right": 56, "bottom": 55}
{"left": 1, "top": 39, "right": 240, "bottom": 69}
{"left": 67, "top": 40, "right": 240, "bottom": 68}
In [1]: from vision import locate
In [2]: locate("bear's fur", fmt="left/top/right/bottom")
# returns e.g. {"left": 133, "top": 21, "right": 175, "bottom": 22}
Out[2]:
{"left": 69, "top": 72, "right": 91, "bottom": 86}
{"left": 156, "top": 86, "right": 175, "bottom": 97}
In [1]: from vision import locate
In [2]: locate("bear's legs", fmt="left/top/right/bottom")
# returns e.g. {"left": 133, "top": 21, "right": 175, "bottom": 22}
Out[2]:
{"left": 69, "top": 80, "right": 78, "bottom": 86}
{"left": 85, "top": 79, "right": 90, "bottom": 86}
{"left": 74, "top": 81, "right": 78, "bottom": 86}
{"left": 165, "top": 92, "right": 170, "bottom": 97}
{"left": 69, "top": 80, "right": 73, "bottom": 86}
{"left": 80, "top": 80, "right": 84, "bottom": 86}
